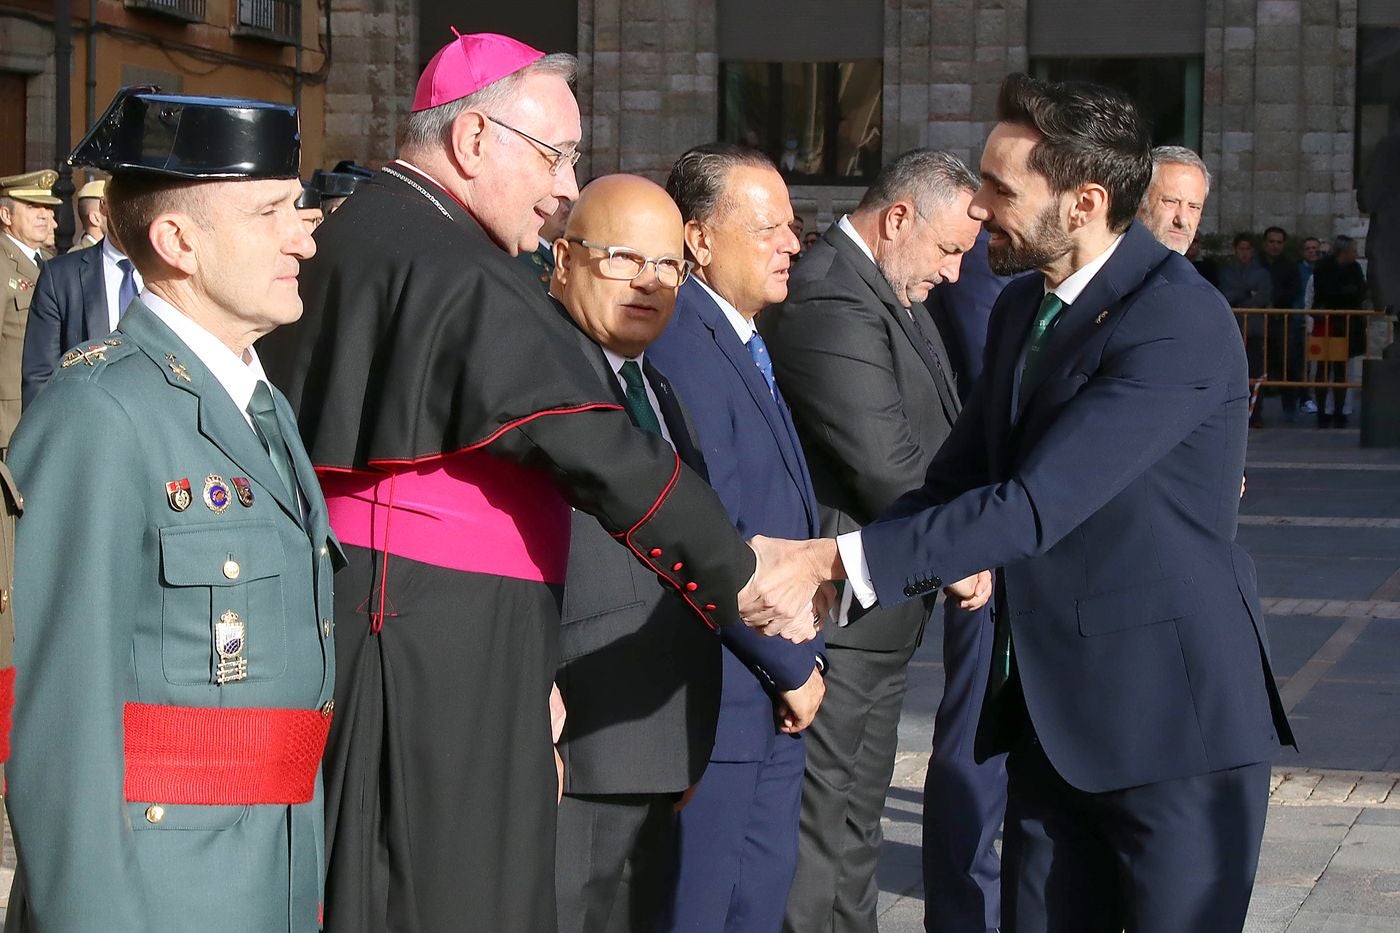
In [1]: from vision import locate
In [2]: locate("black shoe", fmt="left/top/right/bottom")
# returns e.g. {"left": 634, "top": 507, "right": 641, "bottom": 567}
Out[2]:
{"left": 1336, "top": 414, "right": 1349, "bottom": 428}
{"left": 1317, "top": 413, "right": 1333, "bottom": 428}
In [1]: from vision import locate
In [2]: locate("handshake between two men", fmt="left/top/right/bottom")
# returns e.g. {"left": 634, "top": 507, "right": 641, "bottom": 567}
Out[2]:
{"left": 736, "top": 535, "right": 994, "bottom": 643}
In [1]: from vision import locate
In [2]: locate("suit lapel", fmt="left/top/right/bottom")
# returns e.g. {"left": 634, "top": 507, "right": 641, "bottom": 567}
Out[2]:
{"left": 645, "top": 360, "right": 707, "bottom": 478}
{"left": 684, "top": 281, "right": 815, "bottom": 525}
{"left": 78, "top": 247, "right": 110, "bottom": 340}
{"left": 118, "top": 302, "right": 303, "bottom": 525}
{"left": 827, "top": 226, "right": 961, "bottom": 420}
{"left": 1015, "top": 224, "right": 1170, "bottom": 418}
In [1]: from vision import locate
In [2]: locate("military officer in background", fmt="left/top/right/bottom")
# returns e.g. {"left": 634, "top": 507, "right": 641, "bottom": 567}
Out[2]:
{"left": 70, "top": 179, "right": 108, "bottom": 252}
{"left": 4, "top": 86, "right": 341, "bottom": 933}
{"left": 0, "top": 170, "right": 60, "bottom": 452}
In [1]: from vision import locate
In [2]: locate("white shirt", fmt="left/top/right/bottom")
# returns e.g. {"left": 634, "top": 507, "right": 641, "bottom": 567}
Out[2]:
{"left": 102, "top": 237, "right": 143, "bottom": 330}
{"left": 838, "top": 235, "right": 1125, "bottom": 609}
{"left": 601, "top": 347, "right": 675, "bottom": 449}
{"left": 836, "top": 215, "right": 876, "bottom": 265}
{"left": 142, "top": 290, "right": 270, "bottom": 432}
{"left": 693, "top": 277, "right": 757, "bottom": 344}
{"left": 5, "top": 233, "right": 40, "bottom": 267}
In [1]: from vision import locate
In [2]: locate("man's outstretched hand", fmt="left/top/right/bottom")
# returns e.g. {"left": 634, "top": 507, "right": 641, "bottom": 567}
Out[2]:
{"left": 946, "top": 570, "right": 993, "bottom": 611}
{"left": 738, "top": 536, "right": 842, "bottom": 641}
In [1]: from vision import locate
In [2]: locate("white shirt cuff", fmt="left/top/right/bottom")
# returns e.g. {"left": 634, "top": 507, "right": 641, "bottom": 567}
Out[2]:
{"left": 836, "top": 531, "right": 877, "bottom": 608}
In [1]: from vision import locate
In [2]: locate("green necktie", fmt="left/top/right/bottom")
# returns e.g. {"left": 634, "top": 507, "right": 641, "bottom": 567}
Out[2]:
{"left": 619, "top": 361, "right": 664, "bottom": 437}
{"left": 1019, "top": 292, "right": 1067, "bottom": 392}
{"left": 989, "top": 293, "right": 1067, "bottom": 698}
{"left": 247, "top": 380, "right": 299, "bottom": 505}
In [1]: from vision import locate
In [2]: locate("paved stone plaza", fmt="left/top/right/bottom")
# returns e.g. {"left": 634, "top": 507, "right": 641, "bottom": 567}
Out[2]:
{"left": 877, "top": 415, "right": 1400, "bottom": 932}
{"left": 0, "top": 414, "right": 1397, "bottom": 929}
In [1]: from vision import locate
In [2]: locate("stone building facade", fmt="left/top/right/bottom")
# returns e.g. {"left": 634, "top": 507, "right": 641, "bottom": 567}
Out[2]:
{"left": 327, "top": 0, "right": 1398, "bottom": 244}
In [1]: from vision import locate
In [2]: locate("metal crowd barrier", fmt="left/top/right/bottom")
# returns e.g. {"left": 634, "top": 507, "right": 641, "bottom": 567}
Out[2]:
{"left": 1232, "top": 308, "right": 1391, "bottom": 391}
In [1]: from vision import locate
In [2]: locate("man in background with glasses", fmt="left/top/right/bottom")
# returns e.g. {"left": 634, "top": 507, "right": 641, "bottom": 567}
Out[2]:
{"left": 262, "top": 32, "right": 816, "bottom": 933}
{"left": 549, "top": 173, "right": 719, "bottom": 933}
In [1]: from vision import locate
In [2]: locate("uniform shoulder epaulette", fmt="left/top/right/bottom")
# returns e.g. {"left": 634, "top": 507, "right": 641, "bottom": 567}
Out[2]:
{"left": 53, "top": 337, "right": 139, "bottom": 380}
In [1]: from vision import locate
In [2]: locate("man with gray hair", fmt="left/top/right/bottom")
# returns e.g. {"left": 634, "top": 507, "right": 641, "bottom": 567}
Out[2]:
{"left": 262, "top": 31, "right": 795, "bottom": 933}
{"left": 1137, "top": 145, "right": 1210, "bottom": 255}
{"left": 762, "top": 149, "right": 999, "bottom": 933}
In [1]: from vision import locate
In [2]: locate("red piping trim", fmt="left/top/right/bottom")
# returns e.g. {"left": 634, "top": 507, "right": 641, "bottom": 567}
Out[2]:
{"left": 370, "top": 470, "right": 396, "bottom": 634}
{"left": 365, "top": 403, "right": 624, "bottom": 469}
{"left": 610, "top": 453, "right": 719, "bottom": 631}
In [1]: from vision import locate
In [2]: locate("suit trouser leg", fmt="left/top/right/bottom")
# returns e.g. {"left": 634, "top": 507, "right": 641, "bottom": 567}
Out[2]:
{"left": 668, "top": 737, "right": 805, "bottom": 933}
{"left": 923, "top": 603, "right": 1006, "bottom": 933}
{"left": 1003, "top": 738, "right": 1270, "bottom": 933}
{"left": 556, "top": 793, "right": 670, "bottom": 933}
{"left": 784, "top": 640, "right": 918, "bottom": 933}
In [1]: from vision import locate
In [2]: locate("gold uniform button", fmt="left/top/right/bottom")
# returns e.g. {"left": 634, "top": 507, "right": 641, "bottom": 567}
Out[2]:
{"left": 145, "top": 804, "right": 165, "bottom": 824}
{"left": 322, "top": 700, "right": 335, "bottom": 718}
{"left": 222, "top": 560, "right": 241, "bottom": 580}
{"left": 322, "top": 618, "right": 332, "bottom": 637}
{"left": 319, "top": 545, "right": 329, "bottom": 557}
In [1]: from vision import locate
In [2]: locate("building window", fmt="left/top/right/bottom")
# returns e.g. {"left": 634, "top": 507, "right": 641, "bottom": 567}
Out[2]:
{"left": 1357, "top": 26, "right": 1400, "bottom": 183}
{"left": 123, "top": 0, "right": 207, "bottom": 24}
{"left": 720, "top": 61, "right": 883, "bottom": 184}
{"left": 231, "top": 0, "right": 299, "bottom": 45}
{"left": 1030, "top": 57, "right": 1204, "bottom": 151}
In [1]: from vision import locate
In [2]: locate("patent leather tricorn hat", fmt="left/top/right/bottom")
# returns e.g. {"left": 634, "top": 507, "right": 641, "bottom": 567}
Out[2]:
{"left": 69, "top": 86, "right": 300, "bottom": 180}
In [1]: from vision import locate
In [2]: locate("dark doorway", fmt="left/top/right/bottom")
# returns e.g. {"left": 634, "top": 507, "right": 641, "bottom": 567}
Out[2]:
{"left": 0, "top": 72, "right": 27, "bottom": 176}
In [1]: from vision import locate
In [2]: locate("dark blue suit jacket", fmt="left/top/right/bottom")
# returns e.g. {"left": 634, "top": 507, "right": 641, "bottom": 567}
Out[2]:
{"left": 861, "top": 222, "right": 1294, "bottom": 793}
{"left": 649, "top": 278, "right": 825, "bottom": 762}
{"left": 22, "top": 244, "right": 112, "bottom": 410}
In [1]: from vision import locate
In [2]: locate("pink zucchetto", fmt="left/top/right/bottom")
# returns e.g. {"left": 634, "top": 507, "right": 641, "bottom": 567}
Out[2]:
{"left": 411, "top": 30, "right": 546, "bottom": 113}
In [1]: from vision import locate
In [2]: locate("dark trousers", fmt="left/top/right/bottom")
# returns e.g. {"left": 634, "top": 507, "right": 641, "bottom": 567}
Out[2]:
{"left": 1316, "top": 360, "right": 1350, "bottom": 417}
{"left": 923, "top": 602, "right": 1006, "bottom": 933}
{"left": 556, "top": 793, "right": 678, "bottom": 933}
{"left": 666, "top": 735, "right": 806, "bottom": 933}
{"left": 783, "top": 639, "right": 918, "bottom": 933}
{"left": 1264, "top": 314, "right": 1305, "bottom": 411}
{"left": 1002, "top": 739, "right": 1270, "bottom": 933}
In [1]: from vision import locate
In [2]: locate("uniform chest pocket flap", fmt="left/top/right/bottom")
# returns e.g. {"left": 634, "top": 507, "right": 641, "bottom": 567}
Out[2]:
{"left": 1076, "top": 576, "right": 1200, "bottom": 637}
{"left": 159, "top": 521, "right": 287, "bottom": 685}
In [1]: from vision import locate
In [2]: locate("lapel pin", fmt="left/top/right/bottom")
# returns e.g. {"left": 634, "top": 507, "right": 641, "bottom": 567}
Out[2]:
{"left": 203, "top": 474, "right": 231, "bottom": 513}
{"left": 1095, "top": 310, "right": 1110, "bottom": 325}
{"left": 166, "top": 477, "right": 192, "bottom": 512}
{"left": 231, "top": 477, "right": 254, "bottom": 507}
{"left": 164, "top": 353, "right": 191, "bottom": 382}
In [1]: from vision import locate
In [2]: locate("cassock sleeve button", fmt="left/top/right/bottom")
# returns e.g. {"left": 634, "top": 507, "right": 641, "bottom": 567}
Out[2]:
{"left": 685, "top": 582, "right": 698, "bottom": 592}
{"left": 672, "top": 562, "right": 684, "bottom": 571}
{"left": 650, "top": 548, "right": 663, "bottom": 558}
{"left": 145, "top": 805, "right": 165, "bottom": 824}
{"left": 222, "top": 560, "right": 240, "bottom": 580}
{"left": 704, "top": 603, "right": 717, "bottom": 612}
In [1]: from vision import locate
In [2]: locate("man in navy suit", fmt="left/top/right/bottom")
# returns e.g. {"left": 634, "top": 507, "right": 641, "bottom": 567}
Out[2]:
{"left": 22, "top": 230, "right": 141, "bottom": 409}
{"left": 648, "top": 143, "right": 828, "bottom": 933}
{"left": 742, "top": 74, "right": 1293, "bottom": 932}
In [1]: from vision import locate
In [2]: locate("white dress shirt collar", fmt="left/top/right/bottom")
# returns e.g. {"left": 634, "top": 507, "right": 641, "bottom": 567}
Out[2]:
{"left": 836, "top": 215, "right": 877, "bottom": 265}
{"left": 692, "top": 276, "right": 757, "bottom": 343}
{"left": 140, "top": 290, "right": 269, "bottom": 427}
{"left": 101, "top": 238, "right": 142, "bottom": 331}
{"left": 1046, "top": 234, "right": 1124, "bottom": 305}
{"left": 5, "top": 233, "right": 40, "bottom": 267}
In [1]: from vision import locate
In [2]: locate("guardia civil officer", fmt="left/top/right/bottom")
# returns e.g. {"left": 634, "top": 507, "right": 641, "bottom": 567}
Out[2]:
{"left": 3, "top": 86, "right": 341, "bottom": 933}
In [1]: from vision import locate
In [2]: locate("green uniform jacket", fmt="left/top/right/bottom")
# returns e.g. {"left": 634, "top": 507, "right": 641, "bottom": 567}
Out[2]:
{"left": 4, "top": 301, "right": 342, "bottom": 932}
{"left": 0, "top": 240, "right": 46, "bottom": 448}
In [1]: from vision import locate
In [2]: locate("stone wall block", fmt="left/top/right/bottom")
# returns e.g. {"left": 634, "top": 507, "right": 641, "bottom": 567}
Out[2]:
{"left": 620, "top": 90, "right": 663, "bottom": 111}
{"left": 929, "top": 83, "right": 972, "bottom": 118}
{"left": 1256, "top": 0, "right": 1302, "bottom": 25}
{"left": 1224, "top": 26, "right": 1257, "bottom": 50}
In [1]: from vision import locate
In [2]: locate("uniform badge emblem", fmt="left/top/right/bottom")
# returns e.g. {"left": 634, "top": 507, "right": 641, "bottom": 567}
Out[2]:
{"left": 203, "top": 474, "right": 231, "bottom": 513}
{"left": 60, "top": 345, "right": 108, "bottom": 368}
{"left": 166, "top": 477, "right": 192, "bottom": 512}
{"left": 231, "top": 477, "right": 254, "bottom": 507}
{"left": 104, "top": 337, "right": 122, "bottom": 347}
{"left": 214, "top": 610, "right": 248, "bottom": 684}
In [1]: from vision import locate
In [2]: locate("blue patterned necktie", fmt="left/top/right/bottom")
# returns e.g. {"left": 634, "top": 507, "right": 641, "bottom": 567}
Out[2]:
{"left": 747, "top": 332, "right": 778, "bottom": 400}
{"left": 117, "top": 257, "right": 137, "bottom": 319}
